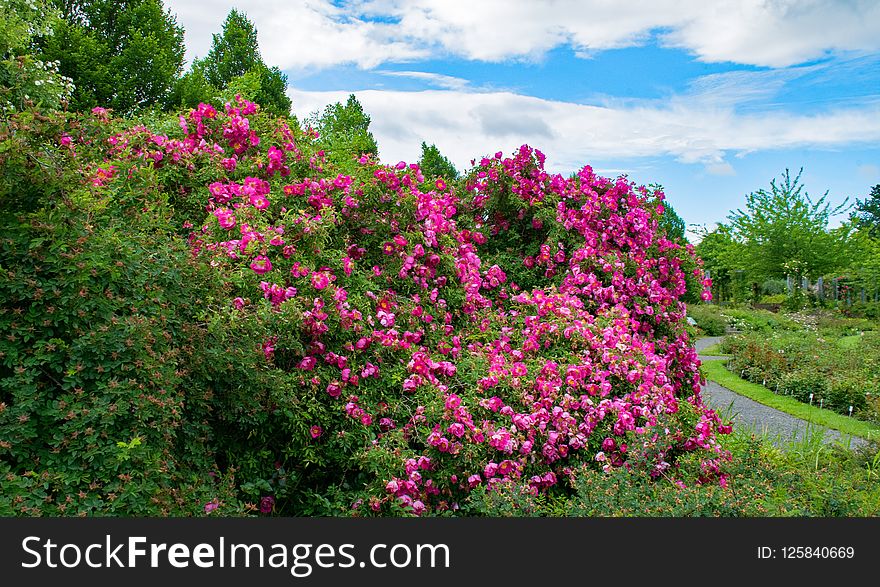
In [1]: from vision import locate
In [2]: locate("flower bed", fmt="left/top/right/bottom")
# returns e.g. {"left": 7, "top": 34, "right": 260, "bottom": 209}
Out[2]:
{"left": 724, "top": 331, "right": 880, "bottom": 421}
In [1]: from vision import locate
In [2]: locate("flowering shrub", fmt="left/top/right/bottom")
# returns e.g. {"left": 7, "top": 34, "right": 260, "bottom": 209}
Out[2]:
{"left": 1, "top": 96, "right": 729, "bottom": 516}
{"left": 176, "top": 98, "right": 724, "bottom": 514}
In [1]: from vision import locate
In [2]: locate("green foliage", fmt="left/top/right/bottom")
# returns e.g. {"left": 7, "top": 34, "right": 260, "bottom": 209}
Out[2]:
{"left": 166, "top": 60, "right": 216, "bottom": 111}
{"left": 201, "top": 9, "right": 260, "bottom": 88}
{"left": 656, "top": 196, "right": 686, "bottom": 242}
{"left": 701, "top": 360, "right": 880, "bottom": 441}
{"left": 0, "top": 107, "right": 262, "bottom": 515}
{"left": 727, "top": 169, "right": 850, "bottom": 282}
{"left": 464, "top": 430, "right": 880, "bottom": 516}
{"left": 179, "top": 9, "right": 291, "bottom": 117}
{"left": 310, "top": 94, "right": 378, "bottom": 170}
{"left": 853, "top": 184, "right": 880, "bottom": 238}
{"left": 0, "top": 0, "right": 73, "bottom": 113}
{"left": 723, "top": 327, "right": 880, "bottom": 422}
{"left": 687, "top": 304, "right": 798, "bottom": 336}
{"left": 41, "top": 0, "right": 185, "bottom": 113}
{"left": 720, "top": 306, "right": 799, "bottom": 332}
{"left": 761, "top": 278, "right": 787, "bottom": 295}
{"left": 694, "top": 223, "right": 745, "bottom": 302}
{"left": 252, "top": 64, "right": 292, "bottom": 118}
{"left": 697, "top": 171, "right": 859, "bottom": 305}
{"left": 687, "top": 304, "right": 727, "bottom": 336}
{"left": 844, "top": 301, "right": 880, "bottom": 321}
{"left": 844, "top": 225, "right": 880, "bottom": 300}
{"left": 760, "top": 293, "right": 787, "bottom": 304}
{"left": 418, "top": 142, "right": 458, "bottom": 181}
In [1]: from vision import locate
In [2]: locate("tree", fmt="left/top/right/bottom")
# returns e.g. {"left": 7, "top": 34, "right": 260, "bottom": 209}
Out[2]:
{"left": 175, "top": 9, "right": 291, "bottom": 117}
{"left": 418, "top": 142, "right": 458, "bottom": 181}
{"left": 853, "top": 184, "right": 880, "bottom": 237}
{"left": 201, "top": 9, "right": 260, "bottom": 89}
{"left": 251, "top": 64, "right": 291, "bottom": 118}
{"left": 40, "top": 0, "right": 184, "bottom": 113}
{"left": 0, "top": 0, "right": 72, "bottom": 112}
{"left": 166, "top": 60, "right": 215, "bottom": 111}
{"left": 310, "top": 94, "right": 378, "bottom": 168}
{"left": 726, "top": 169, "right": 850, "bottom": 282}
{"left": 655, "top": 196, "right": 686, "bottom": 242}
{"left": 694, "top": 223, "right": 745, "bottom": 302}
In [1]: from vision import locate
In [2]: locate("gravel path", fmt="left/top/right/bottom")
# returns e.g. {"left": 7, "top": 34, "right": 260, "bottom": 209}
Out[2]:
{"left": 694, "top": 336, "right": 730, "bottom": 361}
{"left": 695, "top": 336, "right": 869, "bottom": 449}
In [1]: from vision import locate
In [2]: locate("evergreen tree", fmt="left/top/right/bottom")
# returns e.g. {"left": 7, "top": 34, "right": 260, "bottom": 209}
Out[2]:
{"left": 853, "top": 184, "right": 880, "bottom": 237}
{"left": 174, "top": 9, "right": 291, "bottom": 117}
{"left": 658, "top": 201, "right": 686, "bottom": 242}
{"left": 311, "top": 94, "right": 378, "bottom": 168}
{"left": 201, "top": 9, "right": 260, "bottom": 89}
{"left": 418, "top": 142, "right": 458, "bottom": 181}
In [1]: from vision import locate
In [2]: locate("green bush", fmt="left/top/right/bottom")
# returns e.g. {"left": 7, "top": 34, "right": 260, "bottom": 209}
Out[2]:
{"left": 722, "top": 307, "right": 799, "bottom": 332}
{"left": 761, "top": 278, "right": 788, "bottom": 296}
{"left": 463, "top": 430, "right": 880, "bottom": 516}
{"left": 0, "top": 209, "right": 241, "bottom": 515}
{"left": 827, "top": 380, "right": 869, "bottom": 414}
{"left": 845, "top": 301, "right": 880, "bottom": 321}
{"left": 723, "top": 327, "right": 880, "bottom": 421}
{"left": 760, "top": 294, "right": 788, "bottom": 304}
{"left": 817, "top": 314, "right": 877, "bottom": 334}
{"left": 724, "top": 333, "right": 787, "bottom": 385}
{"left": 687, "top": 304, "right": 727, "bottom": 336}
{"left": 779, "top": 370, "right": 830, "bottom": 405}
{"left": 0, "top": 108, "right": 267, "bottom": 515}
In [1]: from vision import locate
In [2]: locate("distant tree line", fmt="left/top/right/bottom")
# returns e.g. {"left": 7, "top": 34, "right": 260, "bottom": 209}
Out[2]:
{"left": 695, "top": 169, "right": 880, "bottom": 307}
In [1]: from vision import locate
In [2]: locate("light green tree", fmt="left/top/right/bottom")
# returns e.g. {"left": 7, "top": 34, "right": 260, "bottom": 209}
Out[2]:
{"left": 694, "top": 223, "right": 745, "bottom": 301}
{"left": 726, "top": 169, "right": 851, "bottom": 282}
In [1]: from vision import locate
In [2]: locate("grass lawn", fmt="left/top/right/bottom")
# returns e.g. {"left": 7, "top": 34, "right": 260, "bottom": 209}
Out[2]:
{"left": 700, "top": 360, "right": 880, "bottom": 441}
{"left": 837, "top": 334, "right": 862, "bottom": 349}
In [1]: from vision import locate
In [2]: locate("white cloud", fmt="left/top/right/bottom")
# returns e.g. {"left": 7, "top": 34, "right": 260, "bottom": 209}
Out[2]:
{"left": 163, "top": 0, "right": 880, "bottom": 176}
{"left": 288, "top": 86, "right": 880, "bottom": 173}
{"left": 166, "top": 0, "right": 427, "bottom": 69}
{"left": 661, "top": 0, "right": 880, "bottom": 68}
{"left": 705, "top": 162, "right": 736, "bottom": 176}
{"left": 167, "top": 0, "right": 880, "bottom": 70}
{"left": 374, "top": 70, "right": 470, "bottom": 90}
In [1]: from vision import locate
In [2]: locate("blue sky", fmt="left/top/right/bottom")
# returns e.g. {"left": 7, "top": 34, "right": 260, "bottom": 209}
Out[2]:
{"left": 166, "top": 0, "right": 880, "bottom": 239}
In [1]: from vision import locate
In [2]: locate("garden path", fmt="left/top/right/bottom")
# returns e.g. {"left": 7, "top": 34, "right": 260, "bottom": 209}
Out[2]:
{"left": 695, "top": 337, "right": 869, "bottom": 449}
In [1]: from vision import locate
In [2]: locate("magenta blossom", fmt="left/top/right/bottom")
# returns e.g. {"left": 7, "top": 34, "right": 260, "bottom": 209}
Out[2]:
{"left": 311, "top": 272, "right": 330, "bottom": 290}
{"left": 250, "top": 255, "right": 272, "bottom": 275}
{"left": 250, "top": 194, "right": 270, "bottom": 210}
{"left": 260, "top": 496, "right": 275, "bottom": 514}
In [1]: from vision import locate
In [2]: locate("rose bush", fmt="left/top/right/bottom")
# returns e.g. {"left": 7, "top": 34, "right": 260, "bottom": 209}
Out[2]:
{"left": 1, "top": 96, "right": 728, "bottom": 516}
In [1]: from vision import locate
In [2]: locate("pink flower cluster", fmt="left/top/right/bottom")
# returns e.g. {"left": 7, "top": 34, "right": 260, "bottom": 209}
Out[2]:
{"left": 91, "top": 100, "right": 726, "bottom": 516}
